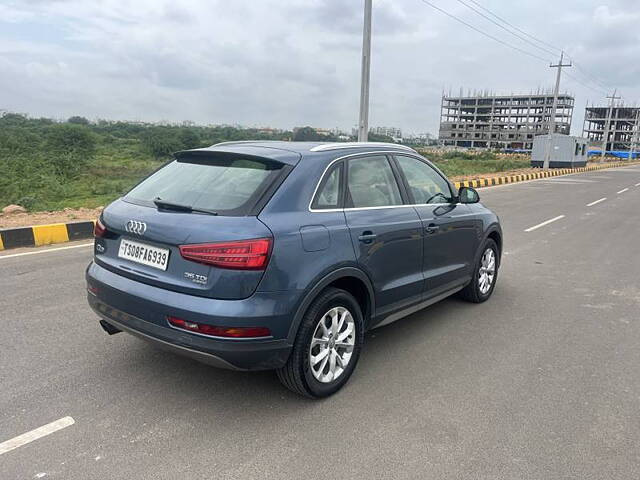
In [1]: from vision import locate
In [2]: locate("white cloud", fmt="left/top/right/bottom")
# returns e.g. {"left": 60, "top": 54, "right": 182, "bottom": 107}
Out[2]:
{"left": 0, "top": 0, "right": 638, "bottom": 134}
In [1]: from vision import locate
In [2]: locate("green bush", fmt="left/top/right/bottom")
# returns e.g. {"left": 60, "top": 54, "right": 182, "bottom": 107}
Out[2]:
{"left": 140, "top": 127, "right": 183, "bottom": 159}
{"left": 45, "top": 124, "right": 97, "bottom": 178}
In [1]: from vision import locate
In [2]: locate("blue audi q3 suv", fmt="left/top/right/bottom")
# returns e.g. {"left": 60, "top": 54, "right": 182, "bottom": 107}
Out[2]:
{"left": 87, "top": 141, "right": 502, "bottom": 398}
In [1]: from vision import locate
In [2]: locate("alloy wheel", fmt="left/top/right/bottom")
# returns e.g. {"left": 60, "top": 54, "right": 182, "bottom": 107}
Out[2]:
{"left": 309, "top": 306, "right": 355, "bottom": 383}
{"left": 478, "top": 247, "right": 496, "bottom": 295}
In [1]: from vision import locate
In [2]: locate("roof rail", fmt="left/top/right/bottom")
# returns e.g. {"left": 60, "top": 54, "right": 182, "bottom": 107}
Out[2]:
{"left": 212, "top": 140, "right": 275, "bottom": 147}
{"left": 309, "top": 142, "right": 415, "bottom": 152}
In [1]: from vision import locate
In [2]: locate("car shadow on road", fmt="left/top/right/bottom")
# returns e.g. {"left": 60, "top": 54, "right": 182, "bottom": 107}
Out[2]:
{"left": 97, "top": 284, "right": 516, "bottom": 423}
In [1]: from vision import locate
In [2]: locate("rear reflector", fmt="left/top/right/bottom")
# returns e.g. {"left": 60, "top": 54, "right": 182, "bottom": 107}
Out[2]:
{"left": 167, "top": 316, "right": 271, "bottom": 338}
{"left": 94, "top": 218, "right": 107, "bottom": 238}
{"left": 179, "top": 238, "right": 272, "bottom": 270}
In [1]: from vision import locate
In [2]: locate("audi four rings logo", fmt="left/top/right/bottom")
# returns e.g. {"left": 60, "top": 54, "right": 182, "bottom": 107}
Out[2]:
{"left": 125, "top": 220, "right": 147, "bottom": 235}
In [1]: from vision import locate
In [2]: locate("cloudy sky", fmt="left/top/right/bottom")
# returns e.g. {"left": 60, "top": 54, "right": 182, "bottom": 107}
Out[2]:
{"left": 1, "top": 0, "right": 638, "bottom": 135}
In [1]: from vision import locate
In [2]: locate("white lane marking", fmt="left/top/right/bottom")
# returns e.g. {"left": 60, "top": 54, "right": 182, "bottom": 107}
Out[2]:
{"left": 617, "top": 188, "right": 629, "bottom": 194}
{"left": 0, "top": 417, "right": 75, "bottom": 456}
{"left": 587, "top": 197, "right": 607, "bottom": 207}
{"left": 524, "top": 215, "right": 565, "bottom": 232}
{"left": 546, "top": 178, "right": 596, "bottom": 183}
{"left": 0, "top": 243, "right": 92, "bottom": 260}
{"left": 635, "top": 182, "right": 640, "bottom": 187}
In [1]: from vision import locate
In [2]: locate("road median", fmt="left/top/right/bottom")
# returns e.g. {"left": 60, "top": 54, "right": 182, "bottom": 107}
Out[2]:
{"left": 452, "top": 161, "right": 638, "bottom": 189}
{"left": 0, "top": 220, "right": 95, "bottom": 251}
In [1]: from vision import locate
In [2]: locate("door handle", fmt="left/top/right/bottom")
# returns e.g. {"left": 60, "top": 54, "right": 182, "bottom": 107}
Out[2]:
{"left": 425, "top": 223, "right": 440, "bottom": 234}
{"left": 358, "top": 231, "right": 377, "bottom": 243}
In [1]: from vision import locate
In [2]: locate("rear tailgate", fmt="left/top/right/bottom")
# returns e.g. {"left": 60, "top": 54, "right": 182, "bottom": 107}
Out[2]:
{"left": 94, "top": 149, "right": 295, "bottom": 299}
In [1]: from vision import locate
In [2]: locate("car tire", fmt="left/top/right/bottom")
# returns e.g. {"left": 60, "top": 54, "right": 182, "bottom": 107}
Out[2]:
{"left": 459, "top": 238, "right": 499, "bottom": 303}
{"left": 276, "top": 287, "right": 364, "bottom": 398}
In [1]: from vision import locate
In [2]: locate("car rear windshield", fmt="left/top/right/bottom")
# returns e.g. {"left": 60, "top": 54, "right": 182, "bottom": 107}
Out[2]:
{"left": 124, "top": 155, "right": 282, "bottom": 216}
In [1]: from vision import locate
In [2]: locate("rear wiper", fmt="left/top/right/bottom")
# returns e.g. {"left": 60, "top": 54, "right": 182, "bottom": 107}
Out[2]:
{"left": 153, "top": 197, "right": 218, "bottom": 215}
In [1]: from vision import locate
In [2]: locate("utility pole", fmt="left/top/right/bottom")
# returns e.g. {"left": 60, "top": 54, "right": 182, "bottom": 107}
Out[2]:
{"left": 600, "top": 90, "right": 620, "bottom": 162}
{"left": 357, "top": 0, "right": 372, "bottom": 142}
{"left": 543, "top": 51, "right": 571, "bottom": 170}
{"left": 629, "top": 109, "right": 640, "bottom": 161}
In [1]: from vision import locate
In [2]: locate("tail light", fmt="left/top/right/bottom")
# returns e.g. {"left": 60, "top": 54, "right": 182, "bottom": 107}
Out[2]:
{"left": 179, "top": 238, "right": 272, "bottom": 270}
{"left": 167, "top": 316, "right": 271, "bottom": 338}
{"left": 94, "top": 218, "right": 107, "bottom": 238}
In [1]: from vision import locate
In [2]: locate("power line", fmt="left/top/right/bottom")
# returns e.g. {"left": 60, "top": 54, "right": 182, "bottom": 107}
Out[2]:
{"left": 570, "top": 60, "right": 610, "bottom": 90}
{"left": 564, "top": 71, "right": 608, "bottom": 97}
{"left": 464, "top": 0, "right": 613, "bottom": 93}
{"left": 466, "top": 0, "right": 562, "bottom": 55}
{"left": 455, "top": 0, "right": 558, "bottom": 58}
{"left": 419, "top": 0, "right": 552, "bottom": 64}
{"left": 422, "top": 0, "right": 614, "bottom": 97}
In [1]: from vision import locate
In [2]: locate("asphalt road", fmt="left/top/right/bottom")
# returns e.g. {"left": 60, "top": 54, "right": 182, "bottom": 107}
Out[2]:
{"left": 2, "top": 165, "right": 640, "bottom": 479}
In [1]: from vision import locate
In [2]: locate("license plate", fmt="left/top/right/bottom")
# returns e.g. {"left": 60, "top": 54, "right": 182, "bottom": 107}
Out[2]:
{"left": 118, "top": 239, "right": 170, "bottom": 271}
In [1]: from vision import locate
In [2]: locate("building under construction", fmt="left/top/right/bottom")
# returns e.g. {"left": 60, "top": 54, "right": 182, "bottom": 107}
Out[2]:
{"left": 439, "top": 90, "right": 574, "bottom": 150}
{"left": 582, "top": 103, "right": 640, "bottom": 151}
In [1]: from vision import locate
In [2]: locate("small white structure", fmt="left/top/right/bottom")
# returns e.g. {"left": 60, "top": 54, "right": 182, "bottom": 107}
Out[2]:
{"left": 531, "top": 134, "right": 588, "bottom": 168}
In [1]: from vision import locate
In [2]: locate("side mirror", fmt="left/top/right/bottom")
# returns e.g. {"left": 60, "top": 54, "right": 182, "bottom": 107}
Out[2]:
{"left": 458, "top": 186, "right": 480, "bottom": 204}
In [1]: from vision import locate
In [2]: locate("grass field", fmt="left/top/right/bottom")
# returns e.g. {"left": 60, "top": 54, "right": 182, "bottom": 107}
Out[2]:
{"left": 51, "top": 139, "right": 164, "bottom": 210}
{"left": 1, "top": 113, "right": 534, "bottom": 213}
{"left": 418, "top": 150, "right": 531, "bottom": 178}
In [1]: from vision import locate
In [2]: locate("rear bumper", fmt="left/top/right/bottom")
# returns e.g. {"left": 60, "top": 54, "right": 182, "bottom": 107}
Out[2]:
{"left": 86, "top": 261, "right": 296, "bottom": 370}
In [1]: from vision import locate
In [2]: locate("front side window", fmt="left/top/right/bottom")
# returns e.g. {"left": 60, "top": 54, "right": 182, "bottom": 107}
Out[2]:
{"left": 347, "top": 156, "right": 402, "bottom": 208}
{"left": 395, "top": 155, "right": 453, "bottom": 204}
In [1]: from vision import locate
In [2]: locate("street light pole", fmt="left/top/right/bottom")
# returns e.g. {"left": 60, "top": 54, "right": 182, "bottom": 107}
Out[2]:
{"left": 357, "top": 0, "right": 372, "bottom": 142}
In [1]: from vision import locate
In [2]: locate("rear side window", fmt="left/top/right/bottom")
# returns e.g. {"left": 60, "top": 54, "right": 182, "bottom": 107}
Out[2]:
{"left": 312, "top": 163, "right": 343, "bottom": 210}
{"left": 347, "top": 156, "right": 403, "bottom": 208}
{"left": 125, "top": 156, "right": 281, "bottom": 215}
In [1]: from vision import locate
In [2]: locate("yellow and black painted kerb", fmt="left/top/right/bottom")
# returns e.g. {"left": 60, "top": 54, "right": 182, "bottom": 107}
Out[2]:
{"left": 0, "top": 161, "right": 637, "bottom": 252}
{"left": 452, "top": 161, "right": 636, "bottom": 190}
{"left": 0, "top": 220, "right": 95, "bottom": 251}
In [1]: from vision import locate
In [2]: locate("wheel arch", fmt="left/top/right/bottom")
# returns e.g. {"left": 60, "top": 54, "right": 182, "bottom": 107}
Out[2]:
{"left": 487, "top": 228, "right": 502, "bottom": 254}
{"left": 482, "top": 224, "right": 503, "bottom": 266}
{"left": 287, "top": 267, "right": 375, "bottom": 343}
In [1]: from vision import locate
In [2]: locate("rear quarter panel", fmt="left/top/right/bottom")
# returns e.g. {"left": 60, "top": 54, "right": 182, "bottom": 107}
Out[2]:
{"left": 257, "top": 154, "right": 358, "bottom": 294}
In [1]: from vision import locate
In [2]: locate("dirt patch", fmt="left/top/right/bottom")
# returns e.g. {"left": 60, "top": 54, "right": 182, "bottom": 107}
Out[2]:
{"left": 0, "top": 207, "right": 102, "bottom": 229}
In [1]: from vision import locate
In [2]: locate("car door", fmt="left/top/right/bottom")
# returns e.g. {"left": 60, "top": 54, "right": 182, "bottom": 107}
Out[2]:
{"left": 343, "top": 154, "right": 423, "bottom": 318}
{"left": 393, "top": 154, "right": 479, "bottom": 299}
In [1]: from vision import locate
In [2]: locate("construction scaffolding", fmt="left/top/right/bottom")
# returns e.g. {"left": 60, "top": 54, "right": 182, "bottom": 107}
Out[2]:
{"left": 582, "top": 102, "right": 640, "bottom": 152}
{"left": 439, "top": 89, "right": 574, "bottom": 150}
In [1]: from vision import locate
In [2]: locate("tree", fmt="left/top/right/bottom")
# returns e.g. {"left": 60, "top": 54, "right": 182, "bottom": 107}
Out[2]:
{"left": 0, "top": 112, "right": 29, "bottom": 127}
{"left": 67, "top": 116, "right": 90, "bottom": 125}
{"left": 367, "top": 132, "right": 395, "bottom": 143}
{"left": 293, "top": 126, "right": 324, "bottom": 142}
